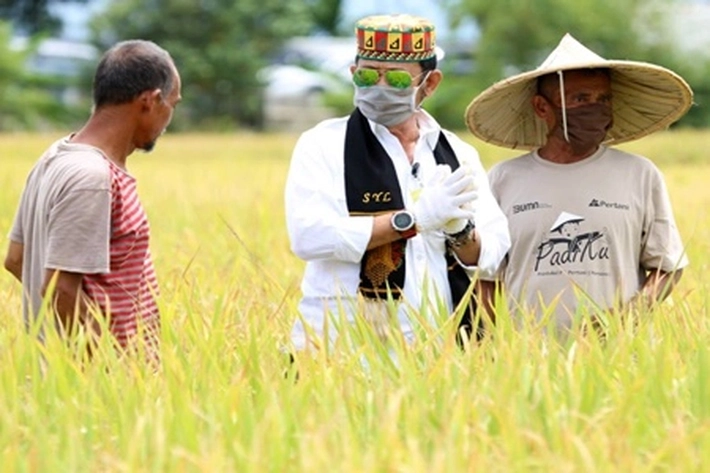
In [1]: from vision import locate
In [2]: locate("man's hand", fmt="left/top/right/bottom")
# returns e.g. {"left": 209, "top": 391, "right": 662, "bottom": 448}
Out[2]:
{"left": 413, "top": 165, "right": 476, "bottom": 232}
{"left": 443, "top": 164, "right": 479, "bottom": 234}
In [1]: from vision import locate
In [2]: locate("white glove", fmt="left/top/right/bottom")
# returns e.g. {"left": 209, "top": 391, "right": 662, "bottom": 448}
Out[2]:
{"left": 413, "top": 164, "right": 476, "bottom": 232}
{"left": 442, "top": 164, "right": 479, "bottom": 234}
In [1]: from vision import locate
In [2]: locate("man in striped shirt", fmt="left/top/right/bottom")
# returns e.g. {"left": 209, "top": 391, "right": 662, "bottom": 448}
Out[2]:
{"left": 4, "top": 40, "right": 182, "bottom": 355}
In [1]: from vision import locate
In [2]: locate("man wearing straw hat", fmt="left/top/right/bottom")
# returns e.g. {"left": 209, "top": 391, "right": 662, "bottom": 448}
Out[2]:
{"left": 285, "top": 14, "right": 510, "bottom": 351}
{"left": 465, "top": 34, "right": 691, "bottom": 332}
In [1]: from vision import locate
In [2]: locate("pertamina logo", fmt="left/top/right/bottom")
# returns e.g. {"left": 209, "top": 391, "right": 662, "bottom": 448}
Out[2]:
{"left": 589, "top": 198, "right": 629, "bottom": 210}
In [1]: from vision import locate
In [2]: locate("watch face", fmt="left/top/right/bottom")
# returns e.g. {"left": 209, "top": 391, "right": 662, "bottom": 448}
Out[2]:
{"left": 393, "top": 211, "right": 414, "bottom": 231}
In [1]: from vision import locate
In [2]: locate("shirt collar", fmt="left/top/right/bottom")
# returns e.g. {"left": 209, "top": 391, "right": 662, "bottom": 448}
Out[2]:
{"left": 367, "top": 109, "right": 442, "bottom": 149}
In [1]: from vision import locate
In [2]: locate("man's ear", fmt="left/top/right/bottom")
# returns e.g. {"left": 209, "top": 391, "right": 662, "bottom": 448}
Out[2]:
{"left": 421, "top": 70, "right": 443, "bottom": 97}
{"left": 532, "top": 94, "right": 551, "bottom": 119}
{"left": 139, "top": 89, "right": 163, "bottom": 111}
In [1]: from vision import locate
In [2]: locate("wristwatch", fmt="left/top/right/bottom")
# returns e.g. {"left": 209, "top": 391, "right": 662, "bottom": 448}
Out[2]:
{"left": 445, "top": 220, "right": 476, "bottom": 248}
{"left": 391, "top": 210, "right": 417, "bottom": 240}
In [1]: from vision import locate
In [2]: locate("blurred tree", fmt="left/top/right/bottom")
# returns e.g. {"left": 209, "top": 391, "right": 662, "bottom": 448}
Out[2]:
{"left": 0, "top": 0, "right": 59, "bottom": 35}
{"left": 91, "top": 0, "right": 314, "bottom": 129}
{"left": 449, "top": 0, "right": 674, "bottom": 88}
{"left": 308, "top": 0, "right": 344, "bottom": 36}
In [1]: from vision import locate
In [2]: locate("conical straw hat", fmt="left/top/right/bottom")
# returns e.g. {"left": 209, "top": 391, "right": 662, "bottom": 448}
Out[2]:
{"left": 465, "top": 33, "right": 693, "bottom": 150}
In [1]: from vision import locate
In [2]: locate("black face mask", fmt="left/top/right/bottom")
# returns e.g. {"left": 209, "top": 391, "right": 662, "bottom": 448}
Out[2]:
{"left": 549, "top": 102, "right": 614, "bottom": 155}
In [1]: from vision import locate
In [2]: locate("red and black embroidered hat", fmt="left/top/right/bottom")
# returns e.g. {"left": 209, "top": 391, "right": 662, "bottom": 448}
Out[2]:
{"left": 355, "top": 14, "right": 440, "bottom": 62}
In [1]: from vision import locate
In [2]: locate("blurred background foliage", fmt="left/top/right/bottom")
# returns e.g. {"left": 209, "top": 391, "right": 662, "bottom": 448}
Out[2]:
{"left": 0, "top": 20, "right": 84, "bottom": 130}
{"left": 0, "top": 0, "right": 59, "bottom": 35}
{"left": 1, "top": 0, "right": 709, "bottom": 132}
{"left": 91, "top": 0, "right": 323, "bottom": 130}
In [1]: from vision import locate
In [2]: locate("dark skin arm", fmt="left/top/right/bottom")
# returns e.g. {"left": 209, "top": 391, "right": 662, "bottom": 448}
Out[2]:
{"left": 4, "top": 241, "right": 23, "bottom": 282}
{"left": 477, "top": 279, "right": 499, "bottom": 325}
{"left": 41, "top": 269, "right": 101, "bottom": 339}
{"left": 368, "top": 212, "right": 483, "bottom": 264}
{"left": 367, "top": 212, "right": 404, "bottom": 250}
{"left": 5, "top": 243, "right": 100, "bottom": 339}
{"left": 627, "top": 268, "right": 683, "bottom": 311}
{"left": 449, "top": 228, "right": 482, "bottom": 267}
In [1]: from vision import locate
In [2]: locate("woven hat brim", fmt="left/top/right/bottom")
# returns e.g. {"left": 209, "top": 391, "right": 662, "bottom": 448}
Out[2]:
{"left": 465, "top": 60, "right": 693, "bottom": 150}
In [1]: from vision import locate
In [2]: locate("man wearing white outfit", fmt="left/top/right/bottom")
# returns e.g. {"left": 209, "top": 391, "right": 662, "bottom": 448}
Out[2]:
{"left": 284, "top": 14, "right": 510, "bottom": 351}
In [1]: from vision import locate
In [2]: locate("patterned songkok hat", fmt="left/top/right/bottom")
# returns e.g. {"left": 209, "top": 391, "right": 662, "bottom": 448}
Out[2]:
{"left": 355, "top": 14, "right": 436, "bottom": 62}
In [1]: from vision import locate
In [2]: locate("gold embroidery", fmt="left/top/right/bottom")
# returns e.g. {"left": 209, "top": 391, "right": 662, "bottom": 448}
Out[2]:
{"left": 362, "top": 191, "right": 392, "bottom": 204}
{"left": 364, "top": 244, "right": 397, "bottom": 288}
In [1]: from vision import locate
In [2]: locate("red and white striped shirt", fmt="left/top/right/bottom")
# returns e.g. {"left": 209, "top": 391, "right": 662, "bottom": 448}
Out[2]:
{"left": 82, "top": 159, "right": 160, "bottom": 348}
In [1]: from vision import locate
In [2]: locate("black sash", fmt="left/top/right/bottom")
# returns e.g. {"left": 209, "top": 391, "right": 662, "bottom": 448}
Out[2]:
{"left": 344, "top": 109, "right": 478, "bottom": 339}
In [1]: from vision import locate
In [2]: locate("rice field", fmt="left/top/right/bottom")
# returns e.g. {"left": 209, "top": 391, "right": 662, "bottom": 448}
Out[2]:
{"left": 1, "top": 129, "right": 709, "bottom": 472}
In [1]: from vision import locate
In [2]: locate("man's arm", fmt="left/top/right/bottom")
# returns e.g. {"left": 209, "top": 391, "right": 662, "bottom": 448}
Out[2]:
{"left": 449, "top": 228, "right": 482, "bottom": 267}
{"left": 629, "top": 268, "right": 683, "bottom": 311}
{"left": 477, "top": 279, "right": 501, "bottom": 324}
{"left": 41, "top": 269, "right": 100, "bottom": 338}
{"left": 4, "top": 241, "right": 23, "bottom": 282}
{"left": 367, "top": 212, "right": 410, "bottom": 250}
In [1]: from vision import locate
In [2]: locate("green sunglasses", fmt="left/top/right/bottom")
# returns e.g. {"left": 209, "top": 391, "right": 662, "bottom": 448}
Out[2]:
{"left": 352, "top": 68, "right": 425, "bottom": 89}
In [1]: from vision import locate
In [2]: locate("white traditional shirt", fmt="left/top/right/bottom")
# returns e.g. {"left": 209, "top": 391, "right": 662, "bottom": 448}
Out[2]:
{"left": 285, "top": 111, "right": 510, "bottom": 350}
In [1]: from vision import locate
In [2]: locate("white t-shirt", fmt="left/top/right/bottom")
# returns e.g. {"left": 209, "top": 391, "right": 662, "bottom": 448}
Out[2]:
{"left": 487, "top": 145, "right": 688, "bottom": 329}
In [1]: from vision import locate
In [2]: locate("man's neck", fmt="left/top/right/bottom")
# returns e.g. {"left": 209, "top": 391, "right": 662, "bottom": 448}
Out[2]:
{"left": 70, "top": 109, "right": 136, "bottom": 169}
{"left": 538, "top": 137, "right": 599, "bottom": 164}
{"left": 387, "top": 115, "right": 421, "bottom": 163}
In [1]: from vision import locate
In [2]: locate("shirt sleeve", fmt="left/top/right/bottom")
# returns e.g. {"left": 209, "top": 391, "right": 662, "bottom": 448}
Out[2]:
{"left": 285, "top": 125, "right": 373, "bottom": 264}
{"left": 640, "top": 166, "right": 688, "bottom": 272}
{"left": 9, "top": 191, "right": 27, "bottom": 244}
{"left": 46, "top": 162, "right": 111, "bottom": 274}
{"left": 447, "top": 134, "right": 511, "bottom": 278}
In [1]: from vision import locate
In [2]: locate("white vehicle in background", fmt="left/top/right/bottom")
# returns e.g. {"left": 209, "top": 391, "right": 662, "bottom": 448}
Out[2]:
{"left": 24, "top": 37, "right": 98, "bottom": 77}
{"left": 258, "top": 64, "right": 348, "bottom": 107}
{"left": 276, "top": 36, "right": 355, "bottom": 83}
{"left": 259, "top": 37, "right": 354, "bottom": 131}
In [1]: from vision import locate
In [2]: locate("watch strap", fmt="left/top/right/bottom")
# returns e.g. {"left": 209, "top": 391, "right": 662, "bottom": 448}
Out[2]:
{"left": 445, "top": 220, "right": 475, "bottom": 248}
{"left": 399, "top": 225, "right": 417, "bottom": 240}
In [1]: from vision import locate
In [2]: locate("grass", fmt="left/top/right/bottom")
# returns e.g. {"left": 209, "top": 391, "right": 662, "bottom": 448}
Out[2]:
{"left": 0, "top": 129, "right": 709, "bottom": 472}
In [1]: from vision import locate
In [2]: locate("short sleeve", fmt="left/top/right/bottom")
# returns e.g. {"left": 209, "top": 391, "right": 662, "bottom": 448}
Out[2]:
{"left": 640, "top": 168, "right": 688, "bottom": 272}
{"left": 46, "top": 165, "right": 111, "bottom": 274}
{"left": 9, "top": 193, "right": 27, "bottom": 244}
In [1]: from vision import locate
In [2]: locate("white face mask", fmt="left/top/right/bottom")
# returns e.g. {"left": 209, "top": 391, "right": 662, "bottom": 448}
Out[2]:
{"left": 353, "top": 74, "right": 429, "bottom": 127}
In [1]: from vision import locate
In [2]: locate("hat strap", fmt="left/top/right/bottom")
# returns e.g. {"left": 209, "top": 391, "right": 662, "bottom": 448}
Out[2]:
{"left": 557, "top": 71, "right": 570, "bottom": 143}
